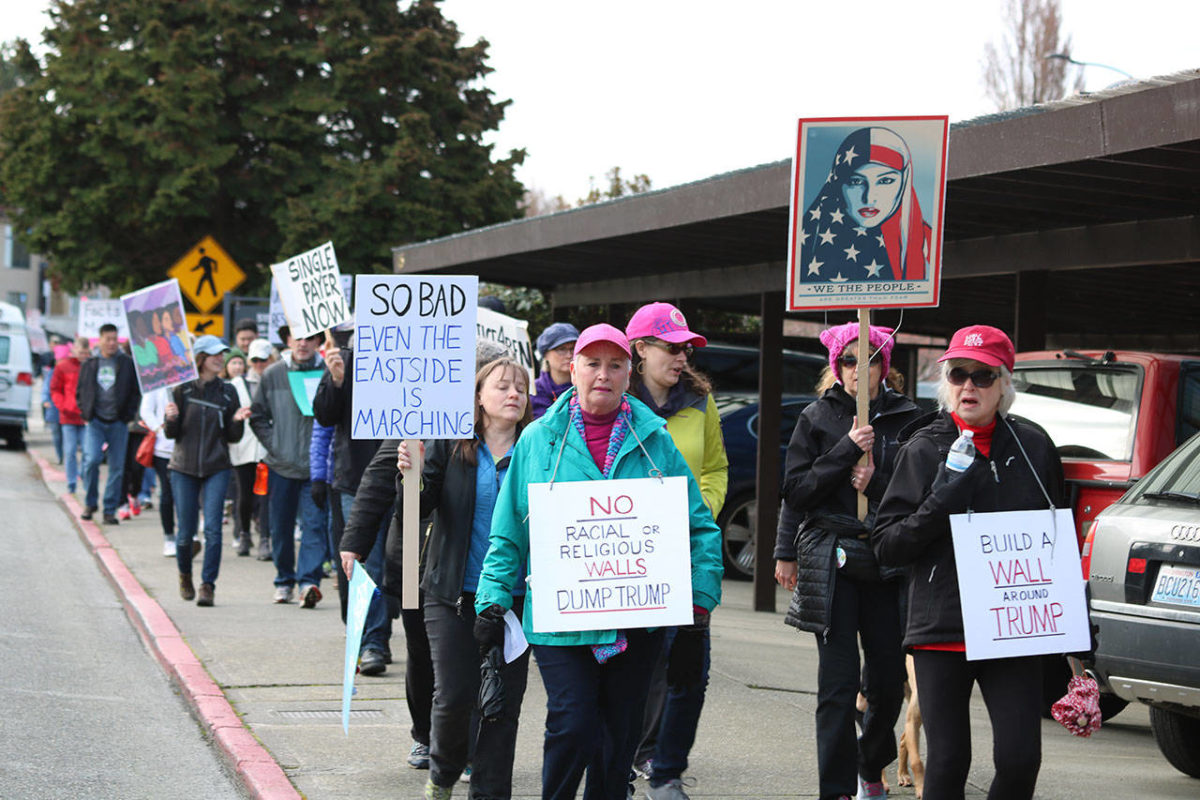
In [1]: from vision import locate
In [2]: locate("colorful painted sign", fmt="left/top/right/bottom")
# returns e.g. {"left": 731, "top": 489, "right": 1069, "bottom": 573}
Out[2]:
{"left": 120, "top": 279, "right": 198, "bottom": 393}
{"left": 787, "top": 116, "right": 949, "bottom": 311}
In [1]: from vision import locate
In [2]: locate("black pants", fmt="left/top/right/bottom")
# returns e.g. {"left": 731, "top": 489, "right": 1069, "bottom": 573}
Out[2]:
{"left": 151, "top": 456, "right": 175, "bottom": 539}
{"left": 425, "top": 596, "right": 529, "bottom": 798}
{"left": 231, "top": 462, "right": 257, "bottom": 536}
{"left": 814, "top": 574, "right": 905, "bottom": 799}
{"left": 401, "top": 603, "right": 434, "bottom": 746}
{"left": 913, "top": 650, "right": 1042, "bottom": 800}
{"left": 123, "top": 431, "right": 146, "bottom": 501}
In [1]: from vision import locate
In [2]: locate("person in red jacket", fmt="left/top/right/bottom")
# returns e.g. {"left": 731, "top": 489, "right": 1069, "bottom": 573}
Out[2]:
{"left": 50, "top": 336, "right": 91, "bottom": 494}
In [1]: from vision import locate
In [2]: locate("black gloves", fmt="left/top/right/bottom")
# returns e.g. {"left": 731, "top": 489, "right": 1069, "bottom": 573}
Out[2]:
{"left": 929, "top": 461, "right": 986, "bottom": 515}
{"left": 473, "top": 603, "right": 506, "bottom": 656}
{"left": 310, "top": 479, "right": 328, "bottom": 510}
{"left": 666, "top": 609, "right": 710, "bottom": 688}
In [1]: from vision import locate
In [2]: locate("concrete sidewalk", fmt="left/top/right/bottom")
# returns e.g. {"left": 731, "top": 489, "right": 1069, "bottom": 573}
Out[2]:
{"left": 28, "top": 425, "right": 1198, "bottom": 799}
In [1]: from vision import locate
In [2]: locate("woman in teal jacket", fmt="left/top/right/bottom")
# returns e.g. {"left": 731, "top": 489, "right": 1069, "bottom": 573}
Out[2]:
{"left": 473, "top": 323, "right": 723, "bottom": 800}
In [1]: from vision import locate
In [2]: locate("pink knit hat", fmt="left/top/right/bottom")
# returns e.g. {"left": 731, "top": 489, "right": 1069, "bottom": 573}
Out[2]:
{"left": 818, "top": 321, "right": 895, "bottom": 380}
{"left": 53, "top": 344, "right": 72, "bottom": 361}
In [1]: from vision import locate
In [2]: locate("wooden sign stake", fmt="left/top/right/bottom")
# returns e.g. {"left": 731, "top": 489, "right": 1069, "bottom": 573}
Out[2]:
{"left": 401, "top": 438, "right": 423, "bottom": 610}
{"left": 856, "top": 309, "right": 870, "bottom": 521}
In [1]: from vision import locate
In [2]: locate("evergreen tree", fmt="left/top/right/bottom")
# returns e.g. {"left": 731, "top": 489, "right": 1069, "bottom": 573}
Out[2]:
{"left": 0, "top": 0, "right": 525, "bottom": 292}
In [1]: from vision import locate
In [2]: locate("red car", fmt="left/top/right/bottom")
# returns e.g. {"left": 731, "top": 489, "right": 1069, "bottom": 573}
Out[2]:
{"left": 1011, "top": 350, "right": 1200, "bottom": 716}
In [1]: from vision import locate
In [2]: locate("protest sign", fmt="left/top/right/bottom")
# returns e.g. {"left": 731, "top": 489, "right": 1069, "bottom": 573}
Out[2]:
{"left": 786, "top": 116, "right": 949, "bottom": 312}
{"left": 950, "top": 508, "right": 1090, "bottom": 660}
{"left": 78, "top": 298, "right": 130, "bottom": 340}
{"left": 268, "top": 280, "right": 287, "bottom": 345}
{"left": 351, "top": 275, "right": 478, "bottom": 440}
{"left": 287, "top": 370, "right": 324, "bottom": 417}
{"left": 120, "top": 279, "right": 198, "bottom": 393}
{"left": 270, "top": 241, "right": 351, "bottom": 340}
{"left": 477, "top": 307, "right": 535, "bottom": 392}
{"left": 342, "top": 562, "right": 377, "bottom": 735}
{"left": 527, "top": 476, "right": 693, "bottom": 633}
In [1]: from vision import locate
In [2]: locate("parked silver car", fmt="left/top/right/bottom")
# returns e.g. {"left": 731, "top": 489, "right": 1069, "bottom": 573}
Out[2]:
{"left": 1085, "top": 431, "right": 1200, "bottom": 779}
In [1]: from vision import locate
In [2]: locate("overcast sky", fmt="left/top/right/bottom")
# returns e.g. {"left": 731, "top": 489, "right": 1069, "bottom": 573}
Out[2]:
{"left": 6, "top": 1, "right": 1196, "bottom": 201}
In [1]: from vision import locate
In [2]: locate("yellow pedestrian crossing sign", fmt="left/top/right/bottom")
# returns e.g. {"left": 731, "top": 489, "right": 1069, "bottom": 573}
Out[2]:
{"left": 168, "top": 236, "right": 245, "bottom": 313}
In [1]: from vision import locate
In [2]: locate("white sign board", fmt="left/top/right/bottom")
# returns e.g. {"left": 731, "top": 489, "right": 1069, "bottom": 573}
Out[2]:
{"left": 476, "top": 307, "right": 535, "bottom": 392}
{"left": 527, "top": 476, "right": 693, "bottom": 633}
{"left": 269, "top": 241, "right": 351, "bottom": 340}
{"left": 351, "top": 275, "right": 478, "bottom": 440}
{"left": 77, "top": 298, "right": 130, "bottom": 339}
{"left": 268, "top": 281, "right": 287, "bottom": 345}
{"left": 951, "top": 508, "right": 1090, "bottom": 660}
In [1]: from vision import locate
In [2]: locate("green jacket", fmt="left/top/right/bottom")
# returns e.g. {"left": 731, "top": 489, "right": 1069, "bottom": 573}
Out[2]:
{"left": 475, "top": 388, "right": 724, "bottom": 647}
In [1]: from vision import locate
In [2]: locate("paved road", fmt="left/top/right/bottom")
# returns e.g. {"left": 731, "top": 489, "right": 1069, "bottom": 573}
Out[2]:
{"left": 12, "top": 415, "right": 1200, "bottom": 798}
{"left": 0, "top": 443, "right": 242, "bottom": 799}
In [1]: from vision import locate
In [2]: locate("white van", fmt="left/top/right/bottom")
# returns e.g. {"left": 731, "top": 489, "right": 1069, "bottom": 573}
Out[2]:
{"left": 0, "top": 301, "right": 33, "bottom": 448}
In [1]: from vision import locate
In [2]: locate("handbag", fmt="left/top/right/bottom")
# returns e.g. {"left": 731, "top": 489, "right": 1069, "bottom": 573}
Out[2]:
{"left": 135, "top": 427, "right": 156, "bottom": 468}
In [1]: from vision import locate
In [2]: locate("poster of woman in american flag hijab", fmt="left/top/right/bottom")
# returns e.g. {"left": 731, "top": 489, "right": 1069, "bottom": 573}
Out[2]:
{"left": 786, "top": 116, "right": 948, "bottom": 311}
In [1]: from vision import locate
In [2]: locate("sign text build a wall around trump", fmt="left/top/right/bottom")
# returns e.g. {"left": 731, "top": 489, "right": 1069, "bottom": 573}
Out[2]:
{"left": 528, "top": 477, "right": 693, "bottom": 633}
{"left": 351, "top": 275, "right": 478, "bottom": 440}
{"left": 950, "top": 508, "right": 1091, "bottom": 660}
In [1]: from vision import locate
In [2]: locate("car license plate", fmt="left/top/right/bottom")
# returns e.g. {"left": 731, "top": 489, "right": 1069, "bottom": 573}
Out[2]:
{"left": 1151, "top": 564, "right": 1200, "bottom": 608}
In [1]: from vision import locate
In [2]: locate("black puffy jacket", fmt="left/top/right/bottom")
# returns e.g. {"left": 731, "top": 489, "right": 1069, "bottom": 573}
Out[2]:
{"left": 164, "top": 378, "right": 244, "bottom": 478}
{"left": 872, "top": 411, "right": 1065, "bottom": 648}
{"left": 778, "top": 385, "right": 921, "bottom": 634}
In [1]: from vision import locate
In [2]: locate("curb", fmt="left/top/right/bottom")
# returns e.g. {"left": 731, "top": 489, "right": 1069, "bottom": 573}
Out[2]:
{"left": 31, "top": 450, "right": 301, "bottom": 800}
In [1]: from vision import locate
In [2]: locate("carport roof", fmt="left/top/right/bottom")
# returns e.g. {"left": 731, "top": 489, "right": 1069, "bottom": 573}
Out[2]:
{"left": 394, "top": 70, "right": 1200, "bottom": 342}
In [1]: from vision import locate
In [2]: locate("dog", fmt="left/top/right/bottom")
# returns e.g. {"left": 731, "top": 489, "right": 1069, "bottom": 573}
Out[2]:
{"left": 896, "top": 653, "right": 925, "bottom": 798}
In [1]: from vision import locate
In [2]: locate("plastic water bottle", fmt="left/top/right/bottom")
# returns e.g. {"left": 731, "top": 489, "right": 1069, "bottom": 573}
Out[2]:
{"left": 946, "top": 429, "right": 976, "bottom": 473}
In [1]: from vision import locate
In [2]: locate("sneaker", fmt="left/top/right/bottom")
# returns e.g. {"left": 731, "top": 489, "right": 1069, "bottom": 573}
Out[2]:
{"left": 139, "top": 497, "right": 153, "bottom": 510}
{"left": 162, "top": 539, "right": 177, "bottom": 557}
{"left": 856, "top": 779, "right": 888, "bottom": 799}
{"left": 407, "top": 741, "right": 430, "bottom": 769}
{"left": 645, "top": 779, "right": 690, "bottom": 800}
{"left": 102, "top": 514, "right": 120, "bottom": 525}
{"left": 235, "top": 533, "right": 252, "bottom": 557}
{"left": 256, "top": 537, "right": 272, "bottom": 561}
{"left": 423, "top": 779, "right": 452, "bottom": 800}
{"left": 81, "top": 506, "right": 96, "bottom": 520}
{"left": 359, "top": 649, "right": 387, "bottom": 676}
{"left": 197, "top": 582, "right": 215, "bottom": 607}
{"left": 633, "top": 759, "right": 654, "bottom": 780}
{"left": 299, "top": 584, "right": 322, "bottom": 609}
{"left": 127, "top": 494, "right": 141, "bottom": 516}
{"left": 460, "top": 764, "right": 470, "bottom": 783}
{"left": 117, "top": 506, "right": 131, "bottom": 521}
{"left": 273, "top": 585, "right": 295, "bottom": 604}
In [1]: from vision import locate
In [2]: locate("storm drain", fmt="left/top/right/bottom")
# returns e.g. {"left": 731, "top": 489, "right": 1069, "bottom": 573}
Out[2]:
{"left": 274, "top": 709, "right": 386, "bottom": 721}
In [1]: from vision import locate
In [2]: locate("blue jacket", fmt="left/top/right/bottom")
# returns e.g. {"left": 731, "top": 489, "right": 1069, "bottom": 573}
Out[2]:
{"left": 310, "top": 421, "right": 334, "bottom": 484}
{"left": 475, "top": 388, "right": 724, "bottom": 647}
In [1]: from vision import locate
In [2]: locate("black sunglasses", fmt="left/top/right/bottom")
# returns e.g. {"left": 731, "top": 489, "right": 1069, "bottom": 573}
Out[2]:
{"left": 947, "top": 367, "right": 1000, "bottom": 388}
{"left": 838, "top": 353, "right": 881, "bottom": 368}
{"left": 647, "top": 340, "right": 694, "bottom": 357}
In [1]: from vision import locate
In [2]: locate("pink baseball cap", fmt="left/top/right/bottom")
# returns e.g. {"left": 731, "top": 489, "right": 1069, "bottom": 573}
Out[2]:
{"left": 938, "top": 325, "right": 1015, "bottom": 372}
{"left": 624, "top": 302, "right": 707, "bottom": 347}
{"left": 573, "top": 323, "right": 631, "bottom": 358}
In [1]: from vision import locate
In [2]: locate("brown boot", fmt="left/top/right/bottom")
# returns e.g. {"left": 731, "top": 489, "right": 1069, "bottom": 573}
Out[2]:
{"left": 197, "top": 583, "right": 215, "bottom": 607}
{"left": 179, "top": 573, "right": 196, "bottom": 601}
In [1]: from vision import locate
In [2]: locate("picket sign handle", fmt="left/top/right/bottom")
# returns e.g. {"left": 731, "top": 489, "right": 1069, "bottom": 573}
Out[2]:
{"left": 856, "top": 309, "right": 870, "bottom": 521}
{"left": 402, "top": 438, "right": 423, "bottom": 610}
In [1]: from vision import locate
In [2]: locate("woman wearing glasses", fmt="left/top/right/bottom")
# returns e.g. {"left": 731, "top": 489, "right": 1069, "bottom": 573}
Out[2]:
{"left": 873, "top": 325, "right": 1064, "bottom": 800}
{"left": 776, "top": 321, "right": 920, "bottom": 800}
{"left": 625, "top": 302, "right": 728, "bottom": 799}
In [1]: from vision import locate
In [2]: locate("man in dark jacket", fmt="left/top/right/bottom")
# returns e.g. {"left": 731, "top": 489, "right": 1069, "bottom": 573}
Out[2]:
{"left": 249, "top": 326, "right": 326, "bottom": 606}
{"left": 312, "top": 341, "right": 392, "bottom": 675}
{"left": 77, "top": 323, "right": 141, "bottom": 523}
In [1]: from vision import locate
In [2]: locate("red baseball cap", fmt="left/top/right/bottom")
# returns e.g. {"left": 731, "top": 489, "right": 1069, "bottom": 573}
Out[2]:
{"left": 938, "top": 325, "right": 1015, "bottom": 372}
{"left": 573, "top": 323, "right": 631, "bottom": 358}
{"left": 624, "top": 302, "right": 707, "bottom": 347}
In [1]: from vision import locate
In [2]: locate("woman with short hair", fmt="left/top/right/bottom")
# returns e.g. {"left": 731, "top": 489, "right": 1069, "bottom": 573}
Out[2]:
{"left": 873, "top": 325, "right": 1065, "bottom": 800}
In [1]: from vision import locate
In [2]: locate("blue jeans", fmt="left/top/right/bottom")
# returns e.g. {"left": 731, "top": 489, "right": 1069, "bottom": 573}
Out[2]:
{"left": 82, "top": 419, "right": 129, "bottom": 514}
{"left": 49, "top": 419, "right": 63, "bottom": 462}
{"left": 339, "top": 491, "right": 392, "bottom": 654}
{"left": 171, "top": 469, "right": 231, "bottom": 586}
{"left": 62, "top": 423, "right": 85, "bottom": 492}
{"left": 648, "top": 626, "right": 712, "bottom": 787}
{"left": 268, "top": 470, "right": 327, "bottom": 589}
{"left": 535, "top": 628, "right": 665, "bottom": 800}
